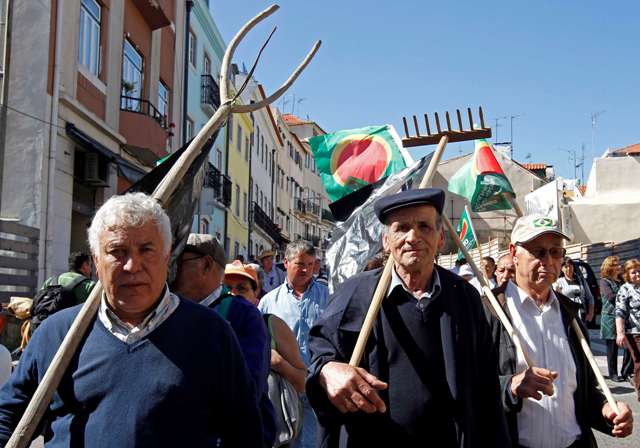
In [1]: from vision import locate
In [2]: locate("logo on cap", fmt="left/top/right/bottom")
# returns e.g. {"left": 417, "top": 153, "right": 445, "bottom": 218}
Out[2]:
{"left": 533, "top": 217, "right": 554, "bottom": 228}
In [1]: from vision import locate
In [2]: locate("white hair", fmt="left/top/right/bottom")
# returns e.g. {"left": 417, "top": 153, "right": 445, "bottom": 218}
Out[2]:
{"left": 88, "top": 192, "right": 172, "bottom": 256}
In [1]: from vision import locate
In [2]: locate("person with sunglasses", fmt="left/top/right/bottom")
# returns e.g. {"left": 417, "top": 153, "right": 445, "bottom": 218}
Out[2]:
{"left": 488, "top": 215, "right": 633, "bottom": 447}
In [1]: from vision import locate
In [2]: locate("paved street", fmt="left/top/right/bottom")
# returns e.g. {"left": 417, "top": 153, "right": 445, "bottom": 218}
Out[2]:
{"left": 589, "top": 329, "right": 639, "bottom": 447}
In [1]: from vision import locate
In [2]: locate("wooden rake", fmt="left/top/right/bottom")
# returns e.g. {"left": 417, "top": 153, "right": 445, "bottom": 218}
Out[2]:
{"left": 349, "top": 107, "right": 494, "bottom": 366}
{"left": 6, "top": 5, "right": 320, "bottom": 447}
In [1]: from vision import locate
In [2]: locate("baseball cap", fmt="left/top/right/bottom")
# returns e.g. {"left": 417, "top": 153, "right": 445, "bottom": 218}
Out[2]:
{"left": 458, "top": 264, "right": 474, "bottom": 278}
{"left": 511, "top": 215, "right": 571, "bottom": 245}
{"left": 183, "top": 234, "right": 227, "bottom": 268}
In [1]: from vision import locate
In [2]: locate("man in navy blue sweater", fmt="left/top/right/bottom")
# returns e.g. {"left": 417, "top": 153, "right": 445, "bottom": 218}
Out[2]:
{"left": 0, "top": 193, "right": 263, "bottom": 447}
{"left": 173, "top": 233, "right": 275, "bottom": 447}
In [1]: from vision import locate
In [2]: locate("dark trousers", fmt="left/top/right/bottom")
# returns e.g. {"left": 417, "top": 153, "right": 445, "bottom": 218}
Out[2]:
{"left": 624, "top": 334, "right": 640, "bottom": 400}
{"left": 622, "top": 347, "right": 634, "bottom": 377}
{"left": 605, "top": 339, "right": 619, "bottom": 377}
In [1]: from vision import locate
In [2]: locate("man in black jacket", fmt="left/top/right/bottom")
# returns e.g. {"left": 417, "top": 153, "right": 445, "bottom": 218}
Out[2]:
{"left": 306, "top": 188, "right": 510, "bottom": 447}
{"left": 488, "top": 214, "right": 633, "bottom": 447}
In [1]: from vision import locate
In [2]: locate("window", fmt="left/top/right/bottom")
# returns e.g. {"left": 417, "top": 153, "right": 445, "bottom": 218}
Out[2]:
{"left": 255, "top": 127, "right": 260, "bottom": 154}
{"left": 121, "top": 39, "right": 143, "bottom": 110}
{"left": 78, "top": 0, "right": 101, "bottom": 76}
{"left": 203, "top": 52, "right": 211, "bottom": 75}
{"left": 235, "top": 184, "right": 240, "bottom": 216}
{"left": 237, "top": 125, "right": 242, "bottom": 152}
{"left": 216, "top": 148, "right": 222, "bottom": 169}
{"left": 186, "top": 117, "right": 194, "bottom": 140}
{"left": 234, "top": 241, "right": 240, "bottom": 259}
{"left": 243, "top": 192, "right": 248, "bottom": 222}
{"left": 158, "top": 81, "right": 169, "bottom": 120}
{"left": 200, "top": 217, "right": 209, "bottom": 234}
{"left": 188, "top": 30, "right": 197, "bottom": 67}
{"left": 245, "top": 137, "right": 249, "bottom": 161}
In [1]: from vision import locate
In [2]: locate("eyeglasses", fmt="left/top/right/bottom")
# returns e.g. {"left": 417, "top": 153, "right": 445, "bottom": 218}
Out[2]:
{"left": 516, "top": 243, "right": 566, "bottom": 260}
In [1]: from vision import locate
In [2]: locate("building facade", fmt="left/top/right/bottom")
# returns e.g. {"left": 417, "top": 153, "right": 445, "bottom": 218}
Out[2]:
{"left": 0, "top": 0, "right": 184, "bottom": 283}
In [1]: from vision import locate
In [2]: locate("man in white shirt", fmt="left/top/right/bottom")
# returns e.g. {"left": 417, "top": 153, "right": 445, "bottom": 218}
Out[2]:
{"left": 489, "top": 214, "right": 633, "bottom": 447}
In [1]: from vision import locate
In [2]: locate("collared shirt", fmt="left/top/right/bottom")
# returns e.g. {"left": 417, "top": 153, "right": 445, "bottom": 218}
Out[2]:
{"left": 615, "top": 282, "right": 640, "bottom": 334}
{"left": 98, "top": 286, "right": 180, "bottom": 344}
{"left": 388, "top": 266, "right": 442, "bottom": 302}
{"left": 261, "top": 267, "right": 285, "bottom": 293}
{"left": 199, "top": 285, "right": 223, "bottom": 308}
{"left": 258, "top": 278, "right": 328, "bottom": 366}
{"left": 504, "top": 281, "right": 581, "bottom": 448}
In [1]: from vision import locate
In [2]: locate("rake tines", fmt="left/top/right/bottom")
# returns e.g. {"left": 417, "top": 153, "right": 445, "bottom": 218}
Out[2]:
{"left": 401, "top": 106, "right": 491, "bottom": 147}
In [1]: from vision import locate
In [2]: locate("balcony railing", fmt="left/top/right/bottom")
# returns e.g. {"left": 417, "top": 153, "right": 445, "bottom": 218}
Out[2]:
{"left": 305, "top": 200, "right": 320, "bottom": 216}
{"left": 204, "top": 164, "right": 232, "bottom": 207}
{"left": 253, "top": 202, "right": 282, "bottom": 243}
{"left": 294, "top": 198, "right": 306, "bottom": 214}
{"left": 120, "top": 95, "right": 168, "bottom": 128}
{"left": 321, "top": 208, "right": 335, "bottom": 222}
{"left": 201, "top": 75, "right": 220, "bottom": 111}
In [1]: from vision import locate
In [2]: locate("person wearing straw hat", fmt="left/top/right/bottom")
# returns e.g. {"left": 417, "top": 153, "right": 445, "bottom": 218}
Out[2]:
{"left": 259, "top": 250, "right": 286, "bottom": 294}
{"left": 490, "top": 214, "right": 633, "bottom": 447}
{"left": 306, "top": 188, "right": 510, "bottom": 447}
{"left": 0, "top": 193, "right": 264, "bottom": 447}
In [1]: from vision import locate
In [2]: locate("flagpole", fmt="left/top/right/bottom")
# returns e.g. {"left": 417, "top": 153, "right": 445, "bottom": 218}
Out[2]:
{"left": 349, "top": 135, "right": 449, "bottom": 367}
{"left": 464, "top": 204, "right": 484, "bottom": 268}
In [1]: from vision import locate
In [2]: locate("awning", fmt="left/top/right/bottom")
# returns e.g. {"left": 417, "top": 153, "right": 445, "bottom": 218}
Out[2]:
{"left": 65, "top": 122, "right": 147, "bottom": 183}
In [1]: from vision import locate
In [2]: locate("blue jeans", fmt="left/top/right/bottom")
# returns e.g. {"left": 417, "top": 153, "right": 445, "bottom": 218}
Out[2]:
{"left": 293, "top": 394, "right": 317, "bottom": 448}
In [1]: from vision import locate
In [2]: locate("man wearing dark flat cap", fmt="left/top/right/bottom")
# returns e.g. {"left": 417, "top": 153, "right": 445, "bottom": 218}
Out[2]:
{"left": 306, "top": 188, "right": 510, "bottom": 447}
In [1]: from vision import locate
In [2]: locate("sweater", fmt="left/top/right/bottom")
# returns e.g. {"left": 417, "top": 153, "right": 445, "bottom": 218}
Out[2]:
{"left": 0, "top": 299, "right": 263, "bottom": 447}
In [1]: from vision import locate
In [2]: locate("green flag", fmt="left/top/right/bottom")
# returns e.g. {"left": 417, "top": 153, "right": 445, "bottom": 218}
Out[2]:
{"left": 456, "top": 206, "right": 477, "bottom": 260}
{"left": 309, "top": 125, "right": 408, "bottom": 203}
{"left": 448, "top": 139, "right": 515, "bottom": 212}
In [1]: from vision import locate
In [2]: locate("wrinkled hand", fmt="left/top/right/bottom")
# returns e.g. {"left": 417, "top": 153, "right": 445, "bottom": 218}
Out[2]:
{"left": 319, "top": 362, "right": 388, "bottom": 414}
{"left": 616, "top": 333, "right": 627, "bottom": 348}
{"left": 602, "top": 401, "right": 633, "bottom": 438}
{"left": 586, "top": 309, "right": 595, "bottom": 323}
{"left": 510, "top": 367, "right": 558, "bottom": 400}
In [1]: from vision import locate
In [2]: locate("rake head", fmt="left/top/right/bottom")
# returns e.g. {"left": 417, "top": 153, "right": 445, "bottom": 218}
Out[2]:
{"left": 401, "top": 106, "right": 491, "bottom": 148}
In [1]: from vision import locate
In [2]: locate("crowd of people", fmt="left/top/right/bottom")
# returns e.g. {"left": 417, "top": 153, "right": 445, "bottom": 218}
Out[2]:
{"left": 0, "top": 189, "right": 635, "bottom": 447}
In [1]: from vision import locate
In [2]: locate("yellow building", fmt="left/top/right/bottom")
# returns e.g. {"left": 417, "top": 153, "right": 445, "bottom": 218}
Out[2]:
{"left": 224, "top": 107, "right": 252, "bottom": 260}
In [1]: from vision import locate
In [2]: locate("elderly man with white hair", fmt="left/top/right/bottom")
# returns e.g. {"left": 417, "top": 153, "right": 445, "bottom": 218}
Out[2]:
{"left": 0, "top": 193, "right": 263, "bottom": 447}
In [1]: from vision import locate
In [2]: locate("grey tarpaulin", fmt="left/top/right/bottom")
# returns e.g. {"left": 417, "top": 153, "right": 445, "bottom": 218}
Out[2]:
{"left": 326, "top": 153, "right": 433, "bottom": 293}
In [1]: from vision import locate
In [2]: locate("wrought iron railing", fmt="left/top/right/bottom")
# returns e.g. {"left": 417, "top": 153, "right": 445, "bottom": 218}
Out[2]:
{"left": 201, "top": 75, "right": 220, "bottom": 110}
{"left": 253, "top": 202, "right": 282, "bottom": 243}
{"left": 120, "top": 95, "right": 168, "bottom": 128}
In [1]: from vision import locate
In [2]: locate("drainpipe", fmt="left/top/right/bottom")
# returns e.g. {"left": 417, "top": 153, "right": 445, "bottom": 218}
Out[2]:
{"left": 182, "top": 1, "right": 193, "bottom": 146}
{"left": 0, "top": 0, "right": 14, "bottom": 209}
{"left": 247, "top": 126, "right": 253, "bottom": 255}
{"left": 40, "top": 0, "right": 64, "bottom": 283}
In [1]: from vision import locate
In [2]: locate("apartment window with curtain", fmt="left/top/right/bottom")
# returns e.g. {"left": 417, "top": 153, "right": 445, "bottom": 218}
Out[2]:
{"left": 158, "top": 81, "right": 169, "bottom": 121}
{"left": 78, "top": 0, "right": 101, "bottom": 76}
{"left": 188, "top": 30, "right": 197, "bottom": 67}
{"left": 121, "top": 39, "right": 143, "bottom": 110}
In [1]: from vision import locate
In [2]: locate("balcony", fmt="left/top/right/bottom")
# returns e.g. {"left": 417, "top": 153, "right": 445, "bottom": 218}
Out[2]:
{"left": 204, "top": 164, "right": 232, "bottom": 207}
{"left": 305, "top": 200, "right": 320, "bottom": 217}
{"left": 253, "top": 202, "right": 282, "bottom": 243}
{"left": 120, "top": 95, "right": 168, "bottom": 128}
{"left": 321, "top": 208, "right": 336, "bottom": 222}
{"left": 294, "top": 198, "right": 306, "bottom": 214}
{"left": 201, "top": 75, "right": 220, "bottom": 112}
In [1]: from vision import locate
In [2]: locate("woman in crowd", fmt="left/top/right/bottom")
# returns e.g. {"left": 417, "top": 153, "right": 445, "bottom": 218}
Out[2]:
{"left": 600, "top": 256, "right": 625, "bottom": 381}
{"left": 554, "top": 257, "right": 594, "bottom": 323}
{"left": 616, "top": 258, "right": 640, "bottom": 400}
{"left": 224, "top": 261, "right": 306, "bottom": 392}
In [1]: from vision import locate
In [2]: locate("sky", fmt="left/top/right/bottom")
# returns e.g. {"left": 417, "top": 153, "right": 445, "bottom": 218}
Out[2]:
{"left": 210, "top": 0, "right": 640, "bottom": 182}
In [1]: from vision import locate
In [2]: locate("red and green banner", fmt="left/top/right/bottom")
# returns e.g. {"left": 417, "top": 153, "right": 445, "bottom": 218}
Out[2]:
{"left": 456, "top": 206, "right": 477, "bottom": 260}
{"left": 309, "top": 125, "right": 408, "bottom": 203}
{"left": 448, "top": 139, "right": 515, "bottom": 212}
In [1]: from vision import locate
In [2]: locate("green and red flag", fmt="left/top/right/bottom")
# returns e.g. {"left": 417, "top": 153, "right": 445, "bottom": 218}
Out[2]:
{"left": 448, "top": 139, "right": 515, "bottom": 212}
{"left": 309, "top": 125, "right": 409, "bottom": 206}
{"left": 456, "top": 206, "right": 478, "bottom": 260}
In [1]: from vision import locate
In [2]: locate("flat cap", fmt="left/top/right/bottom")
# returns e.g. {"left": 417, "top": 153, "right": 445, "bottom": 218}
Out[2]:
{"left": 184, "top": 233, "right": 226, "bottom": 268}
{"left": 374, "top": 188, "right": 445, "bottom": 223}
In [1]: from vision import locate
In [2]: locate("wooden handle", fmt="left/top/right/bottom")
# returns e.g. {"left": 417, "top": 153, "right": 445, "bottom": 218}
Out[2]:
{"left": 348, "top": 136, "right": 449, "bottom": 367}
{"left": 442, "top": 215, "right": 533, "bottom": 368}
{"left": 571, "top": 319, "right": 620, "bottom": 414}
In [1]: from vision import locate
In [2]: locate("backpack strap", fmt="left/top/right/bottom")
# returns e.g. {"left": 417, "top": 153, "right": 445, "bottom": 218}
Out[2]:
{"left": 62, "top": 275, "right": 89, "bottom": 292}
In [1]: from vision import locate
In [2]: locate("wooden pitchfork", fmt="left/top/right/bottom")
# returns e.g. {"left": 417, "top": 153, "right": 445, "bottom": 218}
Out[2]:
{"left": 7, "top": 5, "right": 320, "bottom": 447}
